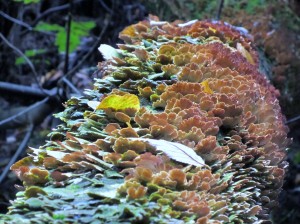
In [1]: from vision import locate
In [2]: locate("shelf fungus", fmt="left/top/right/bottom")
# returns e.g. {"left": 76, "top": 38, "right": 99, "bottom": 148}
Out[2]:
{"left": 1, "top": 17, "right": 290, "bottom": 223}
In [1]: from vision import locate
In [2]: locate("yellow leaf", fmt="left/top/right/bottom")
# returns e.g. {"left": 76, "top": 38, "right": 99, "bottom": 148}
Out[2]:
{"left": 236, "top": 43, "right": 255, "bottom": 65}
{"left": 120, "top": 25, "right": 137, "bottom": 37}
{"left": 208, "top": 27, "right": 217, "bottom": 33}
{"left": 97, "top": 94, "right": 140, "bottom": 111}
{"left": 201, "top": 80, "right": 213, "bottom": 94}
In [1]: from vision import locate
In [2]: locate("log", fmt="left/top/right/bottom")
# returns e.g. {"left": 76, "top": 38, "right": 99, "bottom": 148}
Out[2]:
{"left": 0, "top": 17, "right": 290, "bottom": 223}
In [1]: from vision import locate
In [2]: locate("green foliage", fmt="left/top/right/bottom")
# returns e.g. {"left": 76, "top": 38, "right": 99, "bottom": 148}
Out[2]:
{"left": 35, "top": 21, "right": 96, "bottom": 53}
{"left": 14, "top": 0, "right": 40, "bottom": 4}
{"left": 224, "top": 0, "right": 266, "bottom": 14}
{"left": 244, "top": 0, "right": 265, "bottom": 13}
{"left": 15, "top": 49, "right": 46, "bottom": 65}
{"left": 141, "top": 0, "right": 218, "bottom": 21}
{"left": 293, "top": 151, "right": 300, "bottom": 164}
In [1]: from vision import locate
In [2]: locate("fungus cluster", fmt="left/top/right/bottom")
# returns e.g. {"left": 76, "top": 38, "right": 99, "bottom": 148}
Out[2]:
{"left": 1, "top": 16, "right": 290, "bottom": 223}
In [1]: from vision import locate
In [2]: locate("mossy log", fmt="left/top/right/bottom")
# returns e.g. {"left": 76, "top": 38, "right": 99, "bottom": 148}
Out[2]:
{"left": 0, "top": 17, "right": 290, "bottom": 224}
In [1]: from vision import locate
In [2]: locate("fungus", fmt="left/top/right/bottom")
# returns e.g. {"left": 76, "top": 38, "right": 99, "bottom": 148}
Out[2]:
{"left": 3, "top": 17, "right": 290, "bottom": 224}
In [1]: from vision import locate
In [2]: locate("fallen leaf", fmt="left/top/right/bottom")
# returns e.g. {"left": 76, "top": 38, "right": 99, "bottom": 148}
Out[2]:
{"left": 208, "top": 26, "right": 217, "bottom": 33}
{"left": 178, "top": 19, "right": 198, "bottom": 27}
{"left": 97, "top": 94, "right": 140, "bottom": 111}
{"left": 87, "top": 101, "right": 99, "bottom": 110}
{"left": 236, "top": 43, "right": 255, "bottom": 65}
{"left": 201, "top": 80, "right": 213, "bottom": 94}
{"left": 120, "top": 25, "right": 137, "bottom": 37}
{"left": 98, "top": 44, "right": 121, "bottom": 60}
{"left": 46, "top": 150, "right": 68, "bottom": 160}
{"left": 128, "top": 138, "right": 207, "bottom": 168}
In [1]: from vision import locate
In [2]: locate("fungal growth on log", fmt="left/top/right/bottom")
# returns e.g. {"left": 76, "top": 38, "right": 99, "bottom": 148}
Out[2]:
{"left": 1, "top": 16, "right": 290, "bottom": 223}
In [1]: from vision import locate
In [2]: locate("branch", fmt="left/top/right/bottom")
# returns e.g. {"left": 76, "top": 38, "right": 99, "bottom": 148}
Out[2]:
{"left": 98, "top": 0, "right": 113, "bottom": 14}
{"left": 286, "top": 115, "right": 300, "bottom": 125}
{"left": 0, "top": 81, "right": 56, "bottom": 98}
{"left": 0, "top": 123, "right": 34, "bottom": 184}
{"left": 61, "top": 76, "right": 81, "bottom": 95}
{"left": 31, "top": 0, "right": 83, "bottom": 27}
{"left": 0, "top": 33, "right": 49, "bottom": 96}
{"left": 0, "top": 10, "right": 32, "bottom": 30}
{"left": 0, "top": 97, "right": 51, "bottom": 129}
{"left": 0, "top": 2, "right": 80, "bottom": 30}
{"left": 64, "top": 0, "right": 73, "bottom": 75}
{"left": 216, "top": 0, "right": 224, "bottom": 20}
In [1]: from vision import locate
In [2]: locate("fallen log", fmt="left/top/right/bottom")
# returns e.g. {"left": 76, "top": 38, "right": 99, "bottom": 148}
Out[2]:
{"left": 0, "top": 17, "right": 290, "bottom": 223}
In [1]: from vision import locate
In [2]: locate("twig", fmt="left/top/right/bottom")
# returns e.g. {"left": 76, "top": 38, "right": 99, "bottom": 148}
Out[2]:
{"left": 0, "top": 123, "right": 34, "bottom": 184}
{"left": 286, "top": 115, "right": 300, "bottom": 124}
{"left": 0, "top": 10, "right": 32, "bottom": 30}
{"left": 0, "top": 97, "right": 49, "bottom": 128}
{"left": 0, "top": 81, "right": 56, "bottom": 98}
{"left": 64, "top": 0, "right": 73, "bottom": 75}
{"left": 98, "top": 0, "right": 113, "bottom": 14}
{"left": 61, "top": 0, "right": 81, "bottom": 97}
{"left": 61, "top": 77, "right": 81, "bottom": 95}
{"left": 31, "top": 0, "right": 83, "bottom": 27}
{"left": 216, "top": 0, "right": 224, "bottom": 20}
{"left": 0, "top": 33, "right": 49, "bottom": 96}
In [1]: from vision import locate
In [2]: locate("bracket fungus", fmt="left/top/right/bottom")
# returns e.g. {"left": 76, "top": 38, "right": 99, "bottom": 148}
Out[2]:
{"left": 1, "top": 16, "right": 290, "bottom": 223}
